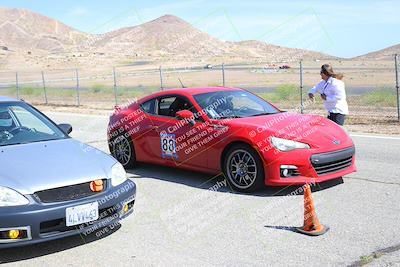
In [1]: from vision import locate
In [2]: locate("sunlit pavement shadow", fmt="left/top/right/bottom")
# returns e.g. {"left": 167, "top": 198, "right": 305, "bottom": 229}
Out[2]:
{"left": 0, "top": 224, "right": 121, "bottom": 264}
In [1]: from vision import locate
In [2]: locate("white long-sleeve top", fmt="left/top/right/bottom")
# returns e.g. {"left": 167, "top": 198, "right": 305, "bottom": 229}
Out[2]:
{"left": 309, "top": 77, "right": 349, "bottom": 115}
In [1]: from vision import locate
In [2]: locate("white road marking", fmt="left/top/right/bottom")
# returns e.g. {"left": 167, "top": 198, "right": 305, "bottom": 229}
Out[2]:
{"left": 350, "top": 134, "right": 400, "bottom": 140}
{"left": 44, "top": 111, "right": 109, "bottom": 118}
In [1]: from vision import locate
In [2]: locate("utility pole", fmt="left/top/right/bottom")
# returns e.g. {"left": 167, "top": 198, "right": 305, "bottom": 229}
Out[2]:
{"left": 395, "top": 54, "right": 399, "bottom": 122}
{"left": 75, "top": 69, "right": 80, "bottom": 106}
{"left": 300, "top": 60, "right": 304, "bottom": 114}
{"left": 159, "top": 66, "right": 164, "bottom": 91}
{"left": 41, "top": 71, "right": 48, "bottom": 105}
{"left": 15, "top": 72, "right": 20, "bottom": 99}
{"left": 222, "top": 63, "right": 226, "bottom": 87}
{"left": 113, "top": 67, "right": 118, "bottom": 105}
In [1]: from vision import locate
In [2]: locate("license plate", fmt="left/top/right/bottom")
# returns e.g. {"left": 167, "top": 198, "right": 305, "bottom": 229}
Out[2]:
{"left": 66, "top": 202, "right": 99, "bottom": 227}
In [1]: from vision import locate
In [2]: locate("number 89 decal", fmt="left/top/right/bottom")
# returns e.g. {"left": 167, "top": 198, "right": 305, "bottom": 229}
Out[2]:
{"left": 160, "top": 133, "right": 178, "bottom": 159}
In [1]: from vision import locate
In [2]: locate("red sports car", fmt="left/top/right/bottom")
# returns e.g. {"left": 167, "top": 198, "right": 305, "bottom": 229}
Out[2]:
{"left": 107, "top": 87, "right": 356, "bottom": 192}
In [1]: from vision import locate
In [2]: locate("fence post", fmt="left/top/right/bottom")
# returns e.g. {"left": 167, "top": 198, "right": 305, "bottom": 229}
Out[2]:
{"left": 75, "top": 69, "right": 80, "bottom": 106}
{"left": 41, "top": 71, "right": 48, "bottom": 105}
{"left": 300, "top": 60, "right": 304, "bottom": 114}
{"left": 395, "top": 54, "right": 399, "bottom": 122}
{"left": 222, "top": 63, "right": 226, "bottom": 87}
{"left": 159, "top": 66, "right": 164, "bottom": 91}
{"left": 15, "top": 72, "right": 20, "bottom": 99}
{"left": 113, "top": 67, "right": 118, "bottom": 105}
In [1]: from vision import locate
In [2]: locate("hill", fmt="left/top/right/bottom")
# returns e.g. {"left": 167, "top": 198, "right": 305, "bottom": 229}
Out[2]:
{"left": 0, "top": 8, "right": 335, "bottom": 70}
{"left": 0, "top": 7, "right": 90, "bottom": 52}
{"left": 354, "top": 44, "right": 400, "bottom": 60}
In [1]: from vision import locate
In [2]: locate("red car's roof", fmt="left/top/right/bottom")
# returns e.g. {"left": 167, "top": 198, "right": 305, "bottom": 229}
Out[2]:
{"left": 138, "top": 87, "right": 242, "bottom": 103}
{"left": 169, "top": 86, "right": 241, "bottom": 95}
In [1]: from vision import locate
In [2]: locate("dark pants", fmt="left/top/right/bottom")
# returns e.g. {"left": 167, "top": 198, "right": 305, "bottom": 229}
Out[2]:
{"left": 328, "top": 113, "right": 346, "bottom": 126}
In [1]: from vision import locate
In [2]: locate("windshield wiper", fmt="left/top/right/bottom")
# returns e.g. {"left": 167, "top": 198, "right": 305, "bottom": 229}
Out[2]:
{"left": 250, "top": 112, "right": 277, "bottom": 117}
{"left": 0, "top": 142, "right": 25, "bottom": 146}
{"left": 218, "top": 115, "right": 243, "bottom": 119}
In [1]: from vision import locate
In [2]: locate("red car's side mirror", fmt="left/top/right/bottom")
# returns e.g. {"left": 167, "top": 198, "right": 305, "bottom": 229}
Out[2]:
{"left": 176, "top": 110, "right": 195, "bottom": 126}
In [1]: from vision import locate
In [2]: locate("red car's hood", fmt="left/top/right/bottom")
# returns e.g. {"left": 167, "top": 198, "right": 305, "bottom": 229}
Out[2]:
{"left": 224, "top": 112, "right": 353, "bottom": 149}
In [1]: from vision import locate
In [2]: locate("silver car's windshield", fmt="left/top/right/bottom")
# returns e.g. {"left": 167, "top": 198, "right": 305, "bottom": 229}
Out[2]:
{"left": 0, "top": 102, "right": 66, "bottom": 146}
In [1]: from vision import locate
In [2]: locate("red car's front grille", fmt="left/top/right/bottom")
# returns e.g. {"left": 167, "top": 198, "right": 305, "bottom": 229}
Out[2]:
{"left": 312, "top": 156, "right": 353, "bottom": 175}
{"left": 310, "top": 147, "right": 355, "bottom": 176}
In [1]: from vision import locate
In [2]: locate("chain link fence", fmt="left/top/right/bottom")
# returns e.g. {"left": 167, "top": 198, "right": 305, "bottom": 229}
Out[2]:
{"left": 0, "top": 56, "right": 399, "bottom": 123}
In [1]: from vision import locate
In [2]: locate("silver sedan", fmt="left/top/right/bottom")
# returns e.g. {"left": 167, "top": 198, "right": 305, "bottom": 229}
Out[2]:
{"left": 0, "top": 97, "right": 136, "bottom": 248}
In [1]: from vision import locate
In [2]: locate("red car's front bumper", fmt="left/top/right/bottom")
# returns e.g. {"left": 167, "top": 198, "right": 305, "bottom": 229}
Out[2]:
{"left": 263, "top": 146, "right": 356, "bottom": 186}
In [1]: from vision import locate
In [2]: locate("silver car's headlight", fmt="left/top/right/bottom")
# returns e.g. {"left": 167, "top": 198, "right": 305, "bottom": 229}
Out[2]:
{"left": 111, "top": 163, "right": 127, "bottom": 187}
{"left": 271, "top": 137, "right": 310, "bottom": 152}
{"left": 0, "top": 187, "right": 29, "bottom": 206}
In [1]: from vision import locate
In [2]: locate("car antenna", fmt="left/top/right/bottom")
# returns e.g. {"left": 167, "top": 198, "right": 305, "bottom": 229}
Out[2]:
{"left": 178, "top": 77, "right": 186, "bottom": 88}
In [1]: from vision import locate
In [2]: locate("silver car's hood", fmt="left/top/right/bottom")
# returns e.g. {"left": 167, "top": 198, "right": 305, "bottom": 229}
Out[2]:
{"left": 0, "top": 138, "right": 116, "bottom": 195}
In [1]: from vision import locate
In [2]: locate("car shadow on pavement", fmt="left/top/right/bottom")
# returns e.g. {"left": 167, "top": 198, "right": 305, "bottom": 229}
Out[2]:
{"left": 0, "top": 224, "right": 121, "bottom": 264}
{"left": 127, "top": 163, "right": 344, "bottom": 197}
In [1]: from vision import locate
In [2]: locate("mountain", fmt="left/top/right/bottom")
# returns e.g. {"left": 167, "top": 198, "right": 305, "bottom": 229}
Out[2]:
{"left": 0, "top": 7, "right": 335, "bottom": 70}
{"left": 93, "top": 15, "right": 332, "bottom": 61}
{"left": 233, "top": 40, "right": 332, "bottom": 63}
{"left": 354, "top": 44, "right": 400, "bottom": 60}
{"left": 0, "top": 8, "right": 90, "bottom": 52}
{"left": 93, "top": 15, "right": 235, "bottom": 58}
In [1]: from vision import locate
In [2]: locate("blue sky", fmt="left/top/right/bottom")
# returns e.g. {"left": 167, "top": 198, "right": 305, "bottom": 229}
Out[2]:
{"left": 1, "top": 0, "right": 399, "bottom": 58}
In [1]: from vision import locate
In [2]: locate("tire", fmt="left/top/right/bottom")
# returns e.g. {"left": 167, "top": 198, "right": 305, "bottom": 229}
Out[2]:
{"left": 109, "top": 132, "right": 136, "bottom": 169}
{"left": 223, "top": 144, "right": 265, "bottom": 192}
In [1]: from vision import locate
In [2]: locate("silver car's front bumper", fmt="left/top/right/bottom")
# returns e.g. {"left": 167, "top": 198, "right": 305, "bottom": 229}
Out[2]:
{"left": 0, "top": 180, "right": 136, "bottom": 248}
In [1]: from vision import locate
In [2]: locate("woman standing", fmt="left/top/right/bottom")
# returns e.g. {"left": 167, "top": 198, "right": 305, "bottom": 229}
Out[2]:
{"left": 308, "top": 64, "right": 348, "bottom": 125}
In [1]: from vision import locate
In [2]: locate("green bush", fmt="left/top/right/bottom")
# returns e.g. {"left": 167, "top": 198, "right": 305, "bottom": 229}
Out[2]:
{"left": 275, "top": 84, "right": 298, "bottom": 100}
{"left": 5, "top": 86, "right": 43, "bottom": 97}
{"left": 4, "top": 87, "right": 17, "bottom": 96}
{"left": 256, "top": 84, "right": 300, "bottom": 103}
{"left": 47, "top": 88, "right": 76, "bottom": 97}
{"left": 121, "top": 87, "right": 159, "bottom": 97}
{"left": 91, "top": 84, "right": 111, "bottom": 94}
{"left": 20, "top": 87, "right": 43, "bottom": 96}
{"left": 361, "top": 88, "right": 397, "bottom": 107}
{"left": 257, "top": 92, "right": 281, "bottom": 103}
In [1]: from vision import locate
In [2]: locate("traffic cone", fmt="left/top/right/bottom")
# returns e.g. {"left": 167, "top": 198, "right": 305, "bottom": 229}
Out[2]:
{"left": 296, "top": 184, "right": 329, "bottom": 236}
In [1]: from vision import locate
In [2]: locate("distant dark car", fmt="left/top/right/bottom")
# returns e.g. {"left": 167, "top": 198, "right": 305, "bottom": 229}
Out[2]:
{"left": 279, "top": 65, "right": 291, "bottom": 69}
{"left": 204, "top": 64, "right": 213, "bottom": 69}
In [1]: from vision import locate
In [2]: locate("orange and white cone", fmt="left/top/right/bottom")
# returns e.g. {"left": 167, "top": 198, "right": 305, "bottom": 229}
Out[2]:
{"left": 296, "top": 184, "right": 329, "bottom": 236}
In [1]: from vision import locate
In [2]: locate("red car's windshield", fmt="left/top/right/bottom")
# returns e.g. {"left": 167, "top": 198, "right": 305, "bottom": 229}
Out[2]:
{"left": 193, "top": 90, "right": 280, "bottom": 119}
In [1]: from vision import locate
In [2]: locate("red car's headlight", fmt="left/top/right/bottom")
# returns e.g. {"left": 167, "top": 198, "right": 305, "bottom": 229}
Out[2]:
{"left": 271, "top": 137, "right": 310, "bottom": 152}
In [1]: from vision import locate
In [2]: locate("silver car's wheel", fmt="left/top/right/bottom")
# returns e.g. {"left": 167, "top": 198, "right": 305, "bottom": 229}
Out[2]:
{"left": 111, "top": 134, "right": 135, "bottom": 167}
{"left": 226, "top": 149, "right": 257, "bottom": 189}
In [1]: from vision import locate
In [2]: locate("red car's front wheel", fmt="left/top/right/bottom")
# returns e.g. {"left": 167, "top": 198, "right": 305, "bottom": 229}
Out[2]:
{"left": 223, "top": 144, "right": 265, "bottom": 192}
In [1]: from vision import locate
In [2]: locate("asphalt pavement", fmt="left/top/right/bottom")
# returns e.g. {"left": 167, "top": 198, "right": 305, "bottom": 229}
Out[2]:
{"left": 0, "top": 111, "right": 399, "bottom": 267}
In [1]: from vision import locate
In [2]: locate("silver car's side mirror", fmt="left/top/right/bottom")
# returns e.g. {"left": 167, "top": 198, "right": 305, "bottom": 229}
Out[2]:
{"left": 58, "top": 123, "right": 73, "bottom": 134}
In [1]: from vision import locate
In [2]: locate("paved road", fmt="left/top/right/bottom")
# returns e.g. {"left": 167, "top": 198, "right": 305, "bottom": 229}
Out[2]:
{"left": 1, "top": 112, "right": 399, "bottom": 267}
